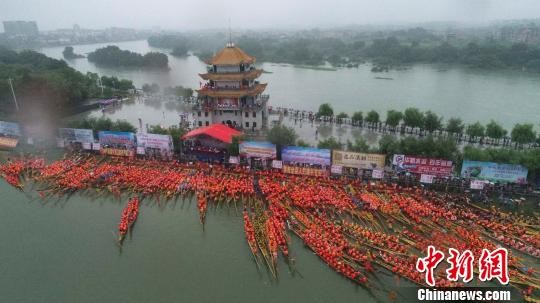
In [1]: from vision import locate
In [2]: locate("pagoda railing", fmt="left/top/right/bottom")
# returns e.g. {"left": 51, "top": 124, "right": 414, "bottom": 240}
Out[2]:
{"left": 200, "top": 82, "right": 261, "bottom": 91}
{"left": 192, "top": 102, "right": 266, "bottom": 112}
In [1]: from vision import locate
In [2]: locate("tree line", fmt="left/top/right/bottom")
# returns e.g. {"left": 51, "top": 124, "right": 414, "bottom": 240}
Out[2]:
{"left": 146, "top": 30, "right": 540, "bottom": 71}
{"left": 87, "top": 46, "right": 169, "bottom": 69}
{"left": 0, "top": 47, "right": 134, "bottom": 125}
{"left": 141, "top": 82, "right": 193, "bottom": 98}
{"left": 259, "top": 124, "right": 540, "bottom": 181}
{"left": 62, "top": 117, "right": 540, "bottom": 181}
{"left": 316, "top": 103, "right": 539, "bottom": 149}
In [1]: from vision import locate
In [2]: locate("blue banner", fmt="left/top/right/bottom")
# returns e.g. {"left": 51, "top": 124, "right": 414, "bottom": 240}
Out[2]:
{"left": 0, "top": 121, "right": 21, "bottom": 137}
{"left": 282, "top": 146, "right": 331, "bottom": 166}
{"left": 461, "top": 160, "right": 528, "bottom": 184}
{"left": 98, "top": 131, "right": 135, "bottom": 147}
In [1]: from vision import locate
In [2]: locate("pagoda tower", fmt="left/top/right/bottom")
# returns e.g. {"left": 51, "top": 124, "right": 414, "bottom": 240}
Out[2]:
{"left": 194, "top": 42, "right": 269, "bottom": 130}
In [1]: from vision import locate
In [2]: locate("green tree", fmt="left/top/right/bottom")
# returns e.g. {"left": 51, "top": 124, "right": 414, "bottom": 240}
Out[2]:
{"left": 336, "top": 112, "right": 348, "bottom": 119}
{"left": 318, "top": 136, "right": 342, "bottom": 150}
{"left": 142, "top": 83, "right": 160, "bottom": 94}
{"left": 111, "top": 120, "right": 136, "bottom": 132}
{"left": 317, "top": 103, "right": 334, "bottom": 117}
{"left": 365, "top": 110, "right": 380, "bottom": 124}
{"left": 446, "top": 118, "right": 464, "bottom": 135}
{"left": 385, "top": 110, "right": 403, "bottom": 130}
{"left": 378, "top": 134, "right": 399, "bottom": 156}
{"left": 142, "top": 52, "right": 169, "bottom": 68}
{"left": 485, "top": 120, "right": 507, "bottom": 142}
{"left": 87, "top": 45, "right": 168, "bottom": 68}
{"left": 403, "top": 107, "right": 424, "bottom": 130}
{"left": 423, "top": 111, "right": 442, "bottom": 133}
{"left": 347, "top": 138, "right": 370, "bottom": 152}
{"left": 168, "top": 125, "right": 187, "bottom": 153}
{"left": 148, "top": 125, "right": 169, "bottom": 134}
{"left": 62, "top": 46, "right": 83, "bottom": 59}
{"left": 511, "top": 123, "right": 536, "bottom": 148}
{"left": 336, "top": 112, "right": 348, "bottom": 124}
{"left": 267, "top": 125, "right": 297, "bottom": 159}
{"left": 351, "top": 111, "right": 363, "bottom": 125}
{"left": 399, "top": 136, "right": 423, "bottom": 155}
{"left": 296, "top": 139, "right": 311, "bottom": 147}
{"left": 227, "top": 135, "right": 244, "bottom": 156}
{"left": 466, "top": 122, "right": 485, "bottom": 142}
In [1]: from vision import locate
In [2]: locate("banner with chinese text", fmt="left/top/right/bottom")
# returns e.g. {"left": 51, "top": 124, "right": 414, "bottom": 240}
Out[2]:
{"left": 461, "top": 160, "right": 528, "bottom": 184}
{"left": 332, "top": 150, "right": 385, "bottom": 170}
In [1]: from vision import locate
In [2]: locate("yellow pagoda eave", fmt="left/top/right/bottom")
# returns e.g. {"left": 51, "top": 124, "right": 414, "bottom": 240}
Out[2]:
{"left": 205, "top": 46, "right": 256, "bottom": 65}
{"left": 199, "top": 69, "right": 263, "bottom": 81}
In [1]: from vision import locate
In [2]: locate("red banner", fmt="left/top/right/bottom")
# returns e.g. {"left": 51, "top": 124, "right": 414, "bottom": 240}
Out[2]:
{"left": 401, "top": 155, "right": 453, "bottom": 177}
{"left": 283, "top": 165, "right": 328, "bottom": 177}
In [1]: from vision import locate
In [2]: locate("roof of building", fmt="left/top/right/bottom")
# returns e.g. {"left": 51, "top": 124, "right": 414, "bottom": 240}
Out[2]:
{"left": 182, "top": 124, "right": 242, "bottom": 144}
{"left": 199, "top": 69, "right": 263, "bottom": 81}
{"left": 206, "top": 45, "right": 255, "bottom": 65}
{"left": 197, "top": 83, "right": 267, "bottom": 98}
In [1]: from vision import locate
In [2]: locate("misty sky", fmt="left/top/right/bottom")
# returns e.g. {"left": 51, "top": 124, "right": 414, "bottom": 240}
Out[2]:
{"left": 1, "top": 0, "right": 539, "bottom": 31}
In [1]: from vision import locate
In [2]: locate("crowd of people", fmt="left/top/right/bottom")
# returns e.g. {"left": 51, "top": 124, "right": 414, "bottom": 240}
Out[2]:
{"left": 0, "top": 153, "right": 538, "bottom": 300}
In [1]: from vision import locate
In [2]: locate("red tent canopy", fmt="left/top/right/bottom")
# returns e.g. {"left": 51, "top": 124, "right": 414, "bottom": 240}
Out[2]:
{"left": 182, "top": 124, "right": 242, "bottom": 144}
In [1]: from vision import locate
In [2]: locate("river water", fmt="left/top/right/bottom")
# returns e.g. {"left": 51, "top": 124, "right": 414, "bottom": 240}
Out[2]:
{"left": 0, "top": 178, "right": 408, "bottom": 303}
{"left": 38, "top": 40, "right": 540, "bottom": 130}
{"left": 0, "top": 40, "right": 534, "bottom": 302}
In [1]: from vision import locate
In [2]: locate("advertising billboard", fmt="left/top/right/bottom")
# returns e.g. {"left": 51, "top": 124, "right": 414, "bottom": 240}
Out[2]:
{"left": 282, "top": 146, "right": 331, "bottom": 166}
{"left": 0, "top": 137, "right": 19, "bottom": 148}
{"left": 461, "top": 160, "right": 528, "bottom": 184}
{"left": 239, "top": 141, "right": 277, "bottom": 159}
{"left": 393, "top": 154, "right": 453, "bottom": 177}
{"left": 98, "top": 131, "right": 135, "bottom": 147}
{"left": 58, "top": 128, "right": 94, "bottom": 143}
{"left": 0, "top": 121, "right": 21, "bottom": 137}
{"left": 136, "top": 133, "right": 173, "bottom": 151}
{"left": 282, "top": 165, "right": 328, "bottom": 177}
{"left": 332, "top": 150, "right": 385, "bottom": 170}
{"left": 101, "top": 148, "right": 134, "bottom": 157}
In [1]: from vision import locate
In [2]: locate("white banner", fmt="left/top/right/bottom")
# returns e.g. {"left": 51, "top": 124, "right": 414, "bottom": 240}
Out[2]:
{"left": 58, "top": 128, "right": 94, "bottom": 143}
{"left": 420, "top": 174, "right": 435, "bottom": 184}
{"left": 331, "top": 165, "right": 343, "bottom": 175}
{"left": 136, "top": 146, "right": 146, "bottom": 155}
{"left": 229, "top": 156, "right": 239, "bottom": 164}
{"left": 92, "top": 143, "right": 101, "bottom": 151}
{"left": 136, "top": 133, "right": 173, "bottom": 151}
{"left": 271, "top": 160, "right": 283, "bottom": 169}
{"left": 82, "top": 142, "right": 92, "bottom": 150}
{"left": 372, "top": 169, "right": 384, "bottom": 179}
{"left": 470, "top": 180, "right": 486, "bottom": 190}
{"left": 56, "top": 138, "right": 65, "bottom": 148}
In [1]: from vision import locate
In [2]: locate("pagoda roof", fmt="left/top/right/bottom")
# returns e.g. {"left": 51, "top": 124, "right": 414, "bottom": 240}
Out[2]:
{"left": 197, "top": 83, "right": 267, "bottom": 98}
{"left": 206, "top": 45, "right": 255, "bottom": 65}
{"left": 182, "top": 124, "right": 241, "bottom": 144}
{"left": 199, "top": 69, "right": 263, "bottom": 81}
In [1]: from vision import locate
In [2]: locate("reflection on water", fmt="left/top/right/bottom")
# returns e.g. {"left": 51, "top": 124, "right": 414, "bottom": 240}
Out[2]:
{"left": 40, "top": 40, "right": 540, "bottom": 129}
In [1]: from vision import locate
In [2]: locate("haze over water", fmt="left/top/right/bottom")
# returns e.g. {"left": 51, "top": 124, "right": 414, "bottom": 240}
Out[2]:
{"left": 39, "top": 40, "right": 540, "bottom": 130}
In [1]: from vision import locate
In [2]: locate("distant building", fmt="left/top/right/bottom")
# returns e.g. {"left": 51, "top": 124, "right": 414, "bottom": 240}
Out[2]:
{"left": 3, "top": 21, "right": 39, "bottom": 36}
{"left": 194, "top": 42, "right": 269, "bottom": 131}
